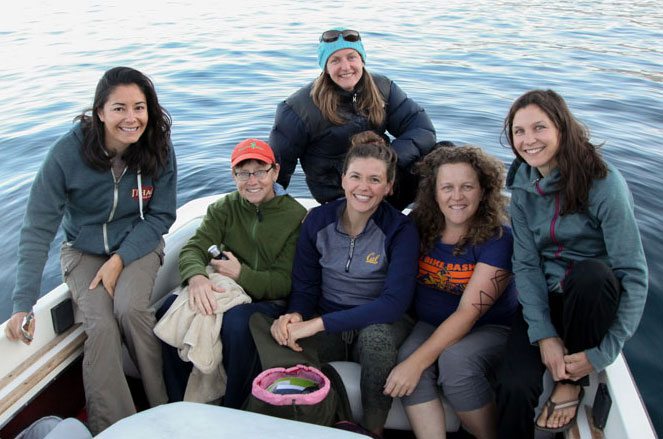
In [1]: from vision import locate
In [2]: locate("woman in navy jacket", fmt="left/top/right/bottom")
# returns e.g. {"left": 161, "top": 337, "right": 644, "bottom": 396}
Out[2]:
{"left": 269, "top": 28, "right": 436, "bottom": 209}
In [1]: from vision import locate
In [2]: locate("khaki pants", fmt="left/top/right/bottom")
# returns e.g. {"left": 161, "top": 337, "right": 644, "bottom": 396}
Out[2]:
{"left": 60, "top": 242, "right": 168, "bottom": 434}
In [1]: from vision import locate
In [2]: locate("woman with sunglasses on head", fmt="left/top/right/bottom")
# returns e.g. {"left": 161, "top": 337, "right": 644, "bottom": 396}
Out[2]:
{"left": 384, "top": 146, "right": 517, "bottom": 439}
{"left": 4, "top": 67, "right": 177, "bottom": 434}
{"left": 496, "top": 90, "right": 647, "bottom": 437}
{"left": 269, "top": 28, "right": 436, "bottom": 210}
{"left": 270, "top": 141, "right": 419, "bottom": 436}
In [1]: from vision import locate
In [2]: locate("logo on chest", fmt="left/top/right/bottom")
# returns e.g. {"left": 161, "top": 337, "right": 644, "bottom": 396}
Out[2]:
{"left": 365, "top": 252, "right": 381, "bottom": 264}
{"left": 132, "top": 187, "right": 154, "bottom": 202}
{"left": 418, "top": 256, "right": 475, "bottom": 295}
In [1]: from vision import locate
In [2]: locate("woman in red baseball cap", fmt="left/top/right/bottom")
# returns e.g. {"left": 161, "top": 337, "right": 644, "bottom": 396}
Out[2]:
{"left": 157, "top": 138, "right": 307, "bottom": 409}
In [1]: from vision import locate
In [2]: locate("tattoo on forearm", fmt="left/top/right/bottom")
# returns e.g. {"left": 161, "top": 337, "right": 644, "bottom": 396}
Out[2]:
{"left": 472, "top": 269, "right": 511, "bottom": 315}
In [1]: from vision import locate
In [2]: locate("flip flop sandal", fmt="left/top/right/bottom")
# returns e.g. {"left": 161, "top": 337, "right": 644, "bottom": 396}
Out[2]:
{"left": 535, "top": 387, "right": 585, "bottom": 433}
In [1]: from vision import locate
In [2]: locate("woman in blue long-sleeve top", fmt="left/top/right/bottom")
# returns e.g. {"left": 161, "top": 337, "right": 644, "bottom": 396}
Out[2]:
{"left": 270, "top": 140, "right": 419, "bottom": 436}
{"left": 269, "top": 27, "right": 436, "bottom": 210}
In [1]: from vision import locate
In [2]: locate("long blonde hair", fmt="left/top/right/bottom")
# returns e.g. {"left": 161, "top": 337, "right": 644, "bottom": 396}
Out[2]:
{"left": 311, "top": 69, "right": 385, "bottom": 127}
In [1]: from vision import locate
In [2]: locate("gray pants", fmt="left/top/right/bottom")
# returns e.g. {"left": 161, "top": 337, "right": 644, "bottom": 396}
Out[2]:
{"left": 399, "top": 321, "right": 509, "bottom": 412}
{"left": 315, "top": 316, "right": 413, "bottom": 431}
{"left": 60, "top": 242, "right": 168, "bottom": 434}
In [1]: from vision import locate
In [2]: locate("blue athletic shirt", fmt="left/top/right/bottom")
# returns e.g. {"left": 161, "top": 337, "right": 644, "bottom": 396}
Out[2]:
{"left": 287, "top": 198, "right": 419, "bottom": 333}
{"left": 414, "top": 225, "right": 517, "bottom": 328}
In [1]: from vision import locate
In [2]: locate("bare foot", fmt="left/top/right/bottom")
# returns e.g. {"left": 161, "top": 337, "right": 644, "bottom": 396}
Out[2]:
{"left": 536, "top": 383, "right": 582, "bottom": 430}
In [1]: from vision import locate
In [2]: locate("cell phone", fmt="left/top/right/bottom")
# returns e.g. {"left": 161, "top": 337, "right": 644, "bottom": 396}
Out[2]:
{"left": 592, "top": 382, "right": 612, "bottom": 430}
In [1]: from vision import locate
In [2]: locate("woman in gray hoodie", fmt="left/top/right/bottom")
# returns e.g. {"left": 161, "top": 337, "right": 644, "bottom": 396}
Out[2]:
{"left": 5, "top": 67, "right": 177, "bottom": 434}
{"left": 496, "top": 89, "right": 647, "bottom": 437}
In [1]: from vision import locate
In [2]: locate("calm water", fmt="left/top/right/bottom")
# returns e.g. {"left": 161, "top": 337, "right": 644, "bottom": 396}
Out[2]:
{"left": 0, "top": 0, "right": 661, "bottom": 432}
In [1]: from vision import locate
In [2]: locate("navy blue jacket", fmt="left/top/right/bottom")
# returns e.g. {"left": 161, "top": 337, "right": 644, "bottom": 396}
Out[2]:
{"left": 269, "top": 73, "right": 436, "bottom": 203}
{"left": 287, "top": 199, "right": 419, "bottom": 333}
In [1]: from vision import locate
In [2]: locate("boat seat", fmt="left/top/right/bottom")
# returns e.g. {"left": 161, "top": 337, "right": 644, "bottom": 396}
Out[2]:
{"left": 328, "top": 361, "right": 461, "bottom": 432}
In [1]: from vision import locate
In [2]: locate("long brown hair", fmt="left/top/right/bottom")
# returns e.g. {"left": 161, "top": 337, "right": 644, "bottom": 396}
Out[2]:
{"left": 75, "top": 67, "right": 172, "bottom": 178}
{"left": 412, "top": 145, "right": 508, "bottom": 255}
{"left": 502, "top": 89, "right": 607, "bottom": 214}
{"left": 311, "top": 68, "right": 385, "bottom": 127}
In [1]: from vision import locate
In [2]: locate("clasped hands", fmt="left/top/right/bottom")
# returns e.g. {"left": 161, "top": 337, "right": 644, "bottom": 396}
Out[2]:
{"left": 538, "top": 337, "right": 594, "bottom": 382}
{"left": 270, "top": 313, "right": 324, "bottom": 352}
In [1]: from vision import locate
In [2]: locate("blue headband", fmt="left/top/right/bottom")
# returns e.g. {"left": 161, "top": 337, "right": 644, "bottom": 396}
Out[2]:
{"left": 317, "top": 28, "right": 367, "bottom": 70}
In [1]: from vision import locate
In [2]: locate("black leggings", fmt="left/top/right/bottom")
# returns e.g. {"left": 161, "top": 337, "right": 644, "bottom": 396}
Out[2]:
{"left": 496, "top": 259, "right": 620, "bottom": 439}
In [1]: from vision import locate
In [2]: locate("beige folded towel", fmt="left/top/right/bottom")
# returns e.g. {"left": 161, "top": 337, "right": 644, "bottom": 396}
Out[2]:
{"left": 154, "top": 271, "right": 251, "bottom": 403}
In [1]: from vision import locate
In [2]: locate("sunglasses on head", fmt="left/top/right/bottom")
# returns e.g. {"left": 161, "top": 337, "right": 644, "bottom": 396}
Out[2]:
{"left": 320, "top": 29, "right": 361, "bottom": 43}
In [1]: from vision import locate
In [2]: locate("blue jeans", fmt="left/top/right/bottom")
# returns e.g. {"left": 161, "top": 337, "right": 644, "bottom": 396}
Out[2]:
{"left": 158, "top": 295, "right": 284, "bottom": 408}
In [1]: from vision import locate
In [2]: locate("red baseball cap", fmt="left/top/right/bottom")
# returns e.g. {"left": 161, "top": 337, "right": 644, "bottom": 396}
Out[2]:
{"left": 230, "top": 139, "right": 276, "bottom": 168}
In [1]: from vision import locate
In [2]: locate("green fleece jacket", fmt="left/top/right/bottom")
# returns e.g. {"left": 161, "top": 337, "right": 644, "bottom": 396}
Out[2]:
{"left": 178, "top": 190, "right": 306, "bottom": 300}
{"left": 507, "top": 158, "right": 648, "bottom": 371}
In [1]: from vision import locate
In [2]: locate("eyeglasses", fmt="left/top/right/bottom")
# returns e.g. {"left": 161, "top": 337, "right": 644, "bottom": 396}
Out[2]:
{"left": 320, "top": 29, "right": 361, "bottom": 43}
{"left": 234, "top": 165, "right": 274, "bottom": 181}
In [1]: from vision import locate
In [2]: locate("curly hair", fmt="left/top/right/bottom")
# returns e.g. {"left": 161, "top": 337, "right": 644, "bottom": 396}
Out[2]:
{"left": 411, "top": 145, "right": 508, "bottom": 255}
{"left": 75, "top": 67, "right": 172, "bottom": 178}
{"left": 502, "top": 89, "right": 607, "bottom": 214}
{"left": 311, "top": 68, "right": 385, "bottom": 127}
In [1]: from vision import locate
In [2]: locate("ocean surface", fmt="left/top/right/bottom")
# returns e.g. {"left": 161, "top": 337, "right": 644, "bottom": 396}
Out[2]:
{"left": 0, "top": 0, "right": 661, "bottom": 432}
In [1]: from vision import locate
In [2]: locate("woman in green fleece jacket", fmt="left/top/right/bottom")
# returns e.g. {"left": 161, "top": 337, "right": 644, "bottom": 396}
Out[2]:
{"left": 158, "top": 138, "right": 307, "bottom": 409}
{"left": 5, "top": 67, "right": 177, "bottom": 434}
{"left": 496, "top": 90, "right": 647, "bottom": 437}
